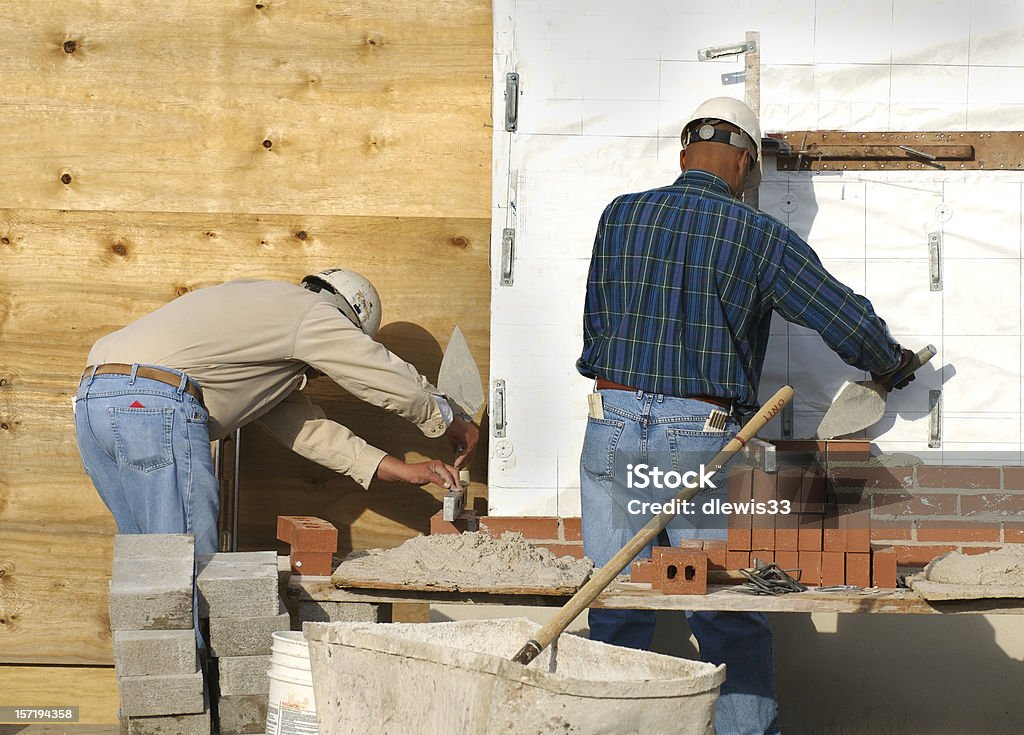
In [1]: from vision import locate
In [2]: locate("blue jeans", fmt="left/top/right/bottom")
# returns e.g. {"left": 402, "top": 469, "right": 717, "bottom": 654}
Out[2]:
{"left": 580, "top": 390, "right": 781, "bottom": 735}
{"left": 73, "top": 365, "right": 219, "bottom": 555}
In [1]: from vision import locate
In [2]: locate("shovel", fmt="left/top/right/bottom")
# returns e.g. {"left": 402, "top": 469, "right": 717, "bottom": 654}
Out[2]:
{"left": 815, "top": 344, "right": 936, "bottom": 440}
{"left": 436, "top": 325, "right": 485, "bottom": 520}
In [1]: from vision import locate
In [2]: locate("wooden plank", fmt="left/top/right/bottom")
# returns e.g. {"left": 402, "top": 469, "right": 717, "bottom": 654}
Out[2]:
{"left": 0, "top": 1, "right": 491, "bottom": 217}
{"left": 0, "top": 528, "right": 114, "bottom": 665}
{"left": 291, "top": 578, "right": 1024, "bottom": 615}
{"left": 0, "top": 666, "right": 118, "bottom": 725}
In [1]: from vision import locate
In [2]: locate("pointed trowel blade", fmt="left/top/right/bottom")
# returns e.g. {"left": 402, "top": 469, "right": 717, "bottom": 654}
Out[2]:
{"left": 815, "top": 380, "right": 887, "bottom": 440}
{"left": 437, "top": 325, "right": 485, "bottom": 418}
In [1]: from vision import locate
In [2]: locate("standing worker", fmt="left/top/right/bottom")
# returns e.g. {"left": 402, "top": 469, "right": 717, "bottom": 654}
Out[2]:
{"left": 576, "top": 97, "right": 914, "bottom": 735}
{"left": 74, "top": 269, "right": 479, "bottom": 555}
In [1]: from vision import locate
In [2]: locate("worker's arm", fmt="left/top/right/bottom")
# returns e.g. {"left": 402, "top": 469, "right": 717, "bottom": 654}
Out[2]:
{"left": 577, "top": 203, "right": 615, "bottom": 378}
{"left": 765, "top": 230, "right": 904, "bottom": 375}
{"left": 255, "top": 392, "right": 459, "bottom": 490}
{"left": 292, "top": 302, "right": 450, "bottom": 438}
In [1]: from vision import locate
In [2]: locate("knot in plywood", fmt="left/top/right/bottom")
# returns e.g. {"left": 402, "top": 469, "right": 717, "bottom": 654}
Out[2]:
{"left": 295, "top": 230, "right": 308, "bottom": 241}
{"left": 449, "top": 236, "right": 470, "bottom": 249}
{"left": 365, "top": 32, "right": 386, "bottom": 48}
{"left": 60, "top": 172, "right": 73, "bottom": 186}
{"left": 62, "top": 40, "right": 77, "bottom": 54}
{"left": 174, "top": 285, "right": 192, "bottom": 297}
{"left": 110, "top": 242, "right": 128, "bottom": 258}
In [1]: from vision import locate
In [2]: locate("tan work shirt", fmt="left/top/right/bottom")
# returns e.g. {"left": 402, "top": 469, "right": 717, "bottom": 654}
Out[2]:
{"left": 87, "top": 279, "right": 448, "bottom": 488}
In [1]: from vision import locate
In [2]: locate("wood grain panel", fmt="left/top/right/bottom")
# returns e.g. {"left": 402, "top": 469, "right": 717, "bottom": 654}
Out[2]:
{"left": 0, "top": 665, "right": 118, "bottom": 724}
{"left": 0, "top": 1, "right": 491, "bottom": 217}
{"left": 0, "top": 528, "right": 114, "bottom": 665}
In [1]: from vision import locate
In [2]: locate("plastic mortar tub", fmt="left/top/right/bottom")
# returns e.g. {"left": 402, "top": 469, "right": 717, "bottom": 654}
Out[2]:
{"left": 304, "top": 617, "right": 724, "bottom": 735}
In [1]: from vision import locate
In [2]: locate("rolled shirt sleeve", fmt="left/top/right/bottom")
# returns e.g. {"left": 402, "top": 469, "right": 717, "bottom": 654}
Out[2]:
{"left": 254, "top": 391, "right": 387, "bottom": 490}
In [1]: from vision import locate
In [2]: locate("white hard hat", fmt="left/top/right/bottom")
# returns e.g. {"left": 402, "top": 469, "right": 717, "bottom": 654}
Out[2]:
{"left": 681, "top": 97, "right": 762, "bottom": 189}
{"left": 302, "top": 268, "right": 382, "bottom": 337}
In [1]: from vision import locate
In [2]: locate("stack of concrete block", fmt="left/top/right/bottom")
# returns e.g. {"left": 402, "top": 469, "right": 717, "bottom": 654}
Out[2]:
{"left": 109, "top": 534, "right": 209, "bottom": 735}
{"left": 198, "top": 551, "right": 288, "bottom": 735}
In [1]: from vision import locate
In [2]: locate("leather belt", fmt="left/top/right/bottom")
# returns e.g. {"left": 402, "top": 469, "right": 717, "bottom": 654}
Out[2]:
{"left": 594, "top": 378, "right": 732, "bottom": 411}
{"left": 83, "top": 363, "right": 204, "bottom": 404}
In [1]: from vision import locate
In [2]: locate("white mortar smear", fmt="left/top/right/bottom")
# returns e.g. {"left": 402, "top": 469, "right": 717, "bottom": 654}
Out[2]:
{"left": 922, "top": 545, "right": 1024, "bottom": 586}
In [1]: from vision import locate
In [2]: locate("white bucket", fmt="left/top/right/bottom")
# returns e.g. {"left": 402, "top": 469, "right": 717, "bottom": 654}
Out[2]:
{"left": 265, "top": 630, "right": 319, "bottom": 735}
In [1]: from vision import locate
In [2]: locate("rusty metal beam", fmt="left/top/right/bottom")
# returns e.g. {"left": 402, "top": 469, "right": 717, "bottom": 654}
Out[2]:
{"left": 772, "top": 131, "right": 1024, "bottom": 171}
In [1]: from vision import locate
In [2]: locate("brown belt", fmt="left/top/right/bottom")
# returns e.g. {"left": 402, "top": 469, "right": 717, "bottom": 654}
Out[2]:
{"left": 594, "top": 378, "right": 732, "bottom": 411}
{"left": 83, "top": 363, "right": 204, "bottom": 404}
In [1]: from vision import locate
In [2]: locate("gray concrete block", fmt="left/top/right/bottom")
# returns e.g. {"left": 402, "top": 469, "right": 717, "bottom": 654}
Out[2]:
{"left": 114, "top": 629, "right": 197, "bottom": 677}
{"left": 123, "top": 706, "right": 211, "bottom": 735}
{"left": 197, "top": 552, "right": 278, "bottom": 618}
{"left": 118, "top": 668, "right": 205, "bottom": 717}
{"left": 216, "top": 655, "right": 271, "bottom": 696}
{"left": 110, "top": 534, "right": 194, "bottom": 631}
{"left": 218, "top": 694, "right": 268, "bottom": 735}
{"left": 298, "top": 600, "right": 391, "bottom": 624}
{"left": 209, "top": 600, "right": 291, "bottom": 657}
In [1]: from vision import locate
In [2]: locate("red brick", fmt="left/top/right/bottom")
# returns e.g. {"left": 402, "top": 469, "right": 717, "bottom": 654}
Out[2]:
{"left": 916, "top": 522, "right": 1001, "bottom": 543}
{"left": 830, "top": 466, "right": 913, "bottom": 489}
{"left": 798, "top": 514, "right": 823, "bottom": 550}
{"left": 775, "top": 550, "right": 800, "bottom": 573}
{"left": 775, "top": 469, "right": 802, "bottom": 551}
{"left": 799, "top": 470, "right": 826, "bottom": 514}
{"left": 1005, "top": 467, "right": 1024, "bottom": 491}
{"left": 891, "top": 545, "right": 957, "bottom": 566}
{"left": 290, "top": 551, "right": 333, "bottom": 576}
{"left": 276, "top": 516, "right": 339, "bottom": 552}
{"left": 751, "top": 470, "right": 776, "bottom": 551}
{"left": 871, "top": 547, "right": 898, "bottom": 589}
{"left": 872, "top": 493, "right": 957, "bottom": 516}
{"left": 826, "top": 439, "right": 872, "bottom": 462}
{"left": 961, "top": 546, "right": 1002, "bottom": 555}
{"left": 704, "top": 540, "right": 728, "bottom": 571}
{"left": 535, "top": 543, "right": 584, "bottom": 559}
{"left": 869, "top": 519, "right": 913, "bottom": 542}
{"left": 838, "top": 498, "right": 871, "bottom": 553}
{"left": 845, "top": 552, "right": 871, "bottom": 587}
{"left": 917, "top": 466, "right": 1001, "bottom": 489}
{"left": 798, "top": 550, "right": 822, "bottom": 586}
{"left": 961, "top": 493, "right": 1024, "bottom": 517}
{"left": 726, "top": 550, "right": 751, "bottom": 570}
{"left": 561, "top": 517, "right": 582, "bottom": 541}
{"left": 821, "top": 551, "right": 845, "bottom": 586}
{"left": 429, "top": 510, "right": 478, "bottom": 535}
{"left": 727, "top": 468, "right": 753, "bottom": 550}
{"left": 630, "top": 558, "right": 656, "bottom": 583}
{"left": 480, "top": 516, "right": 559, "bottom": 540}
{"left": 1005, "top": 523, "right": 1024, "bottom": 543}
{"left": 656, "top": 549, "right": 707, "bottom": 595}
{"left": 823, "top": 509, "right": 846, "bottom": 552}
{"left": 750, "top": 551, "right": 774, "bottom": 566}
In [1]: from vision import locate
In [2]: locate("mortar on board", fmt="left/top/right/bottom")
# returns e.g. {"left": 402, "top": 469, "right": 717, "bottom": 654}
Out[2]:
{"left": 304, "top": 617, "right": 724, "bottom": 735}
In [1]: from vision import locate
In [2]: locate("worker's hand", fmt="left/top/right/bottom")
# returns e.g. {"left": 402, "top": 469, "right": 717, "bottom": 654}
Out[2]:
{"left": 445, "top": 417, "right": 479, "bottom": 469}
{"left": 871, "top": 348, "right": 917, "bottom": 392}
{"left": 375, "top": 455, "right": 460, "bottom": 490}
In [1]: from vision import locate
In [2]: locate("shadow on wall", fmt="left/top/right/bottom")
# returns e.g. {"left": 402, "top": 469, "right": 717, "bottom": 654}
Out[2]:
{"left": 239, "top": 321, "right": 488, "bottom": 556}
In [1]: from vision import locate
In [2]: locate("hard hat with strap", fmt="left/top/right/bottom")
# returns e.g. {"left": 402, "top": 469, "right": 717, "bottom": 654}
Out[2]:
{"left": 681, "top": 96, "right": 762, "bottom": 189}
{"left": 302, "top": 268, "right": 383, "bottom": 337}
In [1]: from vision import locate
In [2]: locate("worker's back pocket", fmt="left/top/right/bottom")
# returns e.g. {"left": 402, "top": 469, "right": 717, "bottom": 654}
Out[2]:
{"left": 109, "top": 407, "right": 175, "bottom": 472}
{"left": 581, "top": 416, "right": 625, "bottom": 480}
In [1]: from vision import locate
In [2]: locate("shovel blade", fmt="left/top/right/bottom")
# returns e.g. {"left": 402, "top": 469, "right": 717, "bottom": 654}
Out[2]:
{"left": 815, "top": 380, "right": 887, "bottom": 439}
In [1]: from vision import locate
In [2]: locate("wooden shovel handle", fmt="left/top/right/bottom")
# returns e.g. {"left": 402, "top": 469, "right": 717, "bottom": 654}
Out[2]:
{"left": 511, "top": 385, "right": 795, "bottom": 666}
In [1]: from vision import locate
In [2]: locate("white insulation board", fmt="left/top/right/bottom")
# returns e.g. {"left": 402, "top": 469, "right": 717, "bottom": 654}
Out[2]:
{"left": 490, "top": 1, "right": 1024, "bottom": 516}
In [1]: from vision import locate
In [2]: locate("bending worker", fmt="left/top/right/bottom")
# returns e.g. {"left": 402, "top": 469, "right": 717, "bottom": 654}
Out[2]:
{"left": 576, "top": 97, "right": 914, "bottom": 735}
{"left": 74, "top": 269, "right": 479, "bottom": 555}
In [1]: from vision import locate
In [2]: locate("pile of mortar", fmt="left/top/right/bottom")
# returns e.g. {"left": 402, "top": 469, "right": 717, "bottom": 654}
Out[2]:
{"left": 332, "top": 531, "right": 594, "bottom": 592}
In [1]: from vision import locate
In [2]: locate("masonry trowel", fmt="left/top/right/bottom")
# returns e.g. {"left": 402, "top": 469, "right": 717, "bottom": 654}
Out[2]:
{"left": 436, "top": 325, "right": 485, "bottom": 521}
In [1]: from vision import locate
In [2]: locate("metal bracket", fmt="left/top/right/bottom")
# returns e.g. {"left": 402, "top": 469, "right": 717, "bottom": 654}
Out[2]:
{"left": 928, "top": 390, "right": 942, "bottom": 448}
{"left": 928, "top": 232, "right": 943, "bottom": 291}
{"left": 500, "top": 228, "right": 515, "bottom": 286}
{"left": 504, "top": 72, "right": 519, "bottom": 132}
{"left": 697, "top": 40, "right": 757, "bottom": 61}
{"left": 773, "top": 131, "right": 1024, "bottom": 171}
{"left": 781, "top": 402, "right": 794, "bottom": 439}
{"left": 492, "top": 379, "right": 507, "bottom": 437}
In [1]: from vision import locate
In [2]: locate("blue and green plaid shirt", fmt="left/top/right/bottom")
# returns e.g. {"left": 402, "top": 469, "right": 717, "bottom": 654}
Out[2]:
{"left": 577, "top": 170, "right": 902, "bottom": 412}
